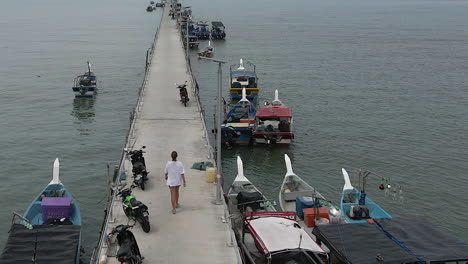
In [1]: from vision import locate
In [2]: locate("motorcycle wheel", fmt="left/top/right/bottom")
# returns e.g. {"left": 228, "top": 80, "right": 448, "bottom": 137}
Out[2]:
{"left": 141, "top": 217, "right": 150, "bottom": 233}
{"left": 184, "top": 101, "right": 187, "bottom": 107}
{"left": 140, "top": 181, "right": 145, "bottom": 190}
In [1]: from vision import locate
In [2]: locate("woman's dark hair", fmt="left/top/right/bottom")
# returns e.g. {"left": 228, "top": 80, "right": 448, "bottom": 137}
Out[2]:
{"left": 171, "top": 151, "right": 178, "bottom": 161}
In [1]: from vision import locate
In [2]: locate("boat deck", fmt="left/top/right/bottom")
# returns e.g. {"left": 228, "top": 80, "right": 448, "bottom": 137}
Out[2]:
{"left": 96, "top": 6, "right": 240, "bottom": 264}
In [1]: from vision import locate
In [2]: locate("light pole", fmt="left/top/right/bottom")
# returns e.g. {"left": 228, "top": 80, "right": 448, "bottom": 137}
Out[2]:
{"left": 183, "top": 7, "right": 191, "bottom": 60}
{"left": 199, "top": 57, "right": 226, "bottom": 205}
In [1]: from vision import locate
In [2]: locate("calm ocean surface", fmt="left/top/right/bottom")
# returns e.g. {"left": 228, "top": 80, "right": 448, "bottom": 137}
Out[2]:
{"left": 1, "top": 0, "right": 467, "bottom": 262}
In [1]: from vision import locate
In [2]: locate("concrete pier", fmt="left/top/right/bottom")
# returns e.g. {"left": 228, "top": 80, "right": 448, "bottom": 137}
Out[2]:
{"left": 93, "top": 6, "right": 241, "bottom": 264}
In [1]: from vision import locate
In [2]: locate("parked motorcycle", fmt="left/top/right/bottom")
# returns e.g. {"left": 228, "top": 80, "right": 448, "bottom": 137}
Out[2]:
{"left": 108, "top": 225, "right": 143, "bottom": 264}
{"left": 175, "top": 81, "right": 189, "bottom": 106}
{"left": 118, "top": 186, "right": 150, "bottom": 233}
{"left": 124, "top": 146, "right": 148, "bottom": 190}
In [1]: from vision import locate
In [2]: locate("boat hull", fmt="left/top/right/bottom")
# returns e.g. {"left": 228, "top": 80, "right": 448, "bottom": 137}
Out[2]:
{"left": 72, "top": 86, "right": 97, "bottom": 98}
{"left": 253, "top": 132, "right": 293, "bottom": 145}
{"left": 340, "top": 189, "right": 392, "bottom": 223}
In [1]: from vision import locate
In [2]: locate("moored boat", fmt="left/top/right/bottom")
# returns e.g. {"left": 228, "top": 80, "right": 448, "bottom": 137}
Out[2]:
{"left": 253, "top": 90, "right": 294, "bottom": 145}
{"left": 211, "top": 21, "right": 226, "bottom": 40}
{"left": 229, "top": 59, "right": 259, "bottom": 103}
{"left": 195, "top": 21, "right": 210, "bottom": 40}
{"left": 341, "top": 168, "right": 392, "bottom": 223}
{"left": 72, "top": 61, "right": 97, "bottom": 98}
{"left": 0, "top": 158, "right": 82, "bottom": 264}
{"left": 221, "top": 88, "right": 256, "bottom": 147}
{"left": 227, "top": 156, "right": 326, "bottom": 264}
{"left": 198, "top": 40, "right": 213, "bottom": 58}
{"left": 146, "top": 5, "right": 153, "bottom": 12}
{"left": 279, "top": 154, "right": 344, "bottom": 230}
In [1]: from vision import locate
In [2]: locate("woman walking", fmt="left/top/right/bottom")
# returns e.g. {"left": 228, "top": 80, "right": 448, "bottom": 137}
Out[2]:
{"left": 164, "top": 151, "right": 186, "bottom": 214}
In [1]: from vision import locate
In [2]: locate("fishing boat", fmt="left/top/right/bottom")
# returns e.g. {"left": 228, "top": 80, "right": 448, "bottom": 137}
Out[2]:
{"left": 211, "top": 21, "right": 226, "bottom": 40}
{"left": 221, "top": 88, "right": 256, "bottom": 147}
{"left": 0, "top": 158, "right": 82, "bottom": 264}
{"left": 198, "top": 40, "right": 213, "bottom": 58}
{"left": 227, "top": 157, "right": 327, "bottom": 264}
{"left": 72, "top": 61, "right": 97, "bottom": 98}
{"left": 146, "top": 5, "right": 153, "bottom": 11}
{"left": 253, "top": 90, "right": 294, "bottom": 145}
{"left": 313, "top": 217, "right": 468, "bottom": 263}
{"left": 195, "top": 21, "right": 210, "bottom": 40}
{"left": 279, "top": 154, "right": 343, "bottom": 230}
{"left": 229, "top": 59, "right": 259, "bottom": 103}
{"left": 341, "top": 168, "right": 392, "bottom": 223}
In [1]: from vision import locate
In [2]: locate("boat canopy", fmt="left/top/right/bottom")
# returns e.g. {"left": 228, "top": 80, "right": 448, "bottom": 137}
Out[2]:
{"left": 256, "top": 107, "right": 292, "bottom": 118}
{"left": 211, "top": 21, "right": 224, "bottom": 28}
{"left": 0, "top": 224, "right": 81, "bottom": 264}
{"left": 246, "top": 215, "right": 325, "bottom": 255}
{"left": 312, "top": 217, "right": 468, "bottom": 263}
{"left": 231, "top": 70, "right": 257, "bottom": 78}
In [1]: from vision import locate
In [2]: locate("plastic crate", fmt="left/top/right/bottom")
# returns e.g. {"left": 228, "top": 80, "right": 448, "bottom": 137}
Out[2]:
{"left": 41, "top": 197, "right": 72, "bottom": 221}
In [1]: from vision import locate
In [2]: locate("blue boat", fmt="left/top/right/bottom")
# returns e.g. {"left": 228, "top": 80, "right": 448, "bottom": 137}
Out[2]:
{"left": 229, "top": 59, "right": 259, "bottom": 103}
{"left": 0, "top": 158, "right": 82, "bottom": 264}
{"left": 222, "top": 88, "right": 256, "bottom": 146}
{"left": 211, "top": 21, "right": 226, "bottom": 40}
{"left": 195, "top": 21, "right": 210, "bottom": 40}
{"left": 72, "top": 61, "right": 97, "bottom": 98}
{"left": 340, "top": 168, "right": 392, "bottom": 223}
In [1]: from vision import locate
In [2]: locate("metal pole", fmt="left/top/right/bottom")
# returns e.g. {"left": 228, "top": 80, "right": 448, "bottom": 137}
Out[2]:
{"left": 198, "top": 57, "right": 226, "bottom": 205}
{"left": 213, "top": 61, "right": 223, "bottom": 204}
{"left": 186, "top": 14, "right": 189, "bottom": 60}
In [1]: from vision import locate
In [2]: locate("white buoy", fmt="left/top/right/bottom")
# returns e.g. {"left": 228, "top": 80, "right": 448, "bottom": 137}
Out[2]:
{"left": 51, "top": 158, "right": 61, "bottom": 184}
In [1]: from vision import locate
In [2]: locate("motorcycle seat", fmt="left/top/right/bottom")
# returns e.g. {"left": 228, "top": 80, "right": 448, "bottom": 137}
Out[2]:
{"left": 129, "top": 198, "right": 142, "bottom": 208}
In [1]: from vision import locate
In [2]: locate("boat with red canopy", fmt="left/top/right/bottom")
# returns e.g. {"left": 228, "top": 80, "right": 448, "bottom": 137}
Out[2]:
{"left": 253, "top": 90, "right": 294, "bottom": 145}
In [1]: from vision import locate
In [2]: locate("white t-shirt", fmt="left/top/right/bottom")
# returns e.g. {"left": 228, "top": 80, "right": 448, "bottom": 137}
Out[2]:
{"left": 165, "top": 161, "right": 185, "bottom": 187}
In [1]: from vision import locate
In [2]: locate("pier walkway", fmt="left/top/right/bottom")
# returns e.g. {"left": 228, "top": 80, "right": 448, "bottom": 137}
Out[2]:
{"left": 95, "top": 7, "right": 240, "bottom": 264}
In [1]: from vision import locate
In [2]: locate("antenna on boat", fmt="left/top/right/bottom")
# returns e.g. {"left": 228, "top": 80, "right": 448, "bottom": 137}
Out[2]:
{"left": 238, "top": 58, "right": 245, "bottom": 70}
{"left": 284, "top": 154, "right": 295, "bottom": 176}
{"left": 51, "top": 158, "right": 61, "bottom": 184}
{"left": 342, "top": 168, "right": 353, "bottom": 191}
{"left": 239, "top": 88, "right": 249, "bottom": 102}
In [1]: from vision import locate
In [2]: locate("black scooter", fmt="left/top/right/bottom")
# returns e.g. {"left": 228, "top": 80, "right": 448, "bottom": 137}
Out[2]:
{"left": 124, "top": 146, "right": 149, "bottom": 190}
{"left": 108, "top": 225, "right": 143, "bottom": 264}
{"left": 117, "top": 186, "right": 151, "bottom": 233}
{"left": 175, "top": 81, "right": 189, "bottom": 107}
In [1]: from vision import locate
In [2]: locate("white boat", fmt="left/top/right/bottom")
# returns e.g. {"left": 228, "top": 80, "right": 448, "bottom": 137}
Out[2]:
{"left": 227, "top": 156, "right": 326, "bottom": 263}
{"left": 279, "top": 154, "right": 343, "bottom": 229}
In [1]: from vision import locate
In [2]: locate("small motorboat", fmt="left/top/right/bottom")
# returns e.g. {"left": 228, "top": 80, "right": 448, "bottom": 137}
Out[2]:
{"left": 0, "top": 158, "right": 82, "bottom": 264}
{"left": 155, "top": 2, "right": 164, "bottom": 7}
{"left": 146, "top": 5, "right": 153, "bottom": 12}
{"left": 211, "top": 21, "right": 226, "bottom": 40}
{"left": 253, "top": 90, "right": 294, "bottom": 145}
{"left": 198, "top": 40, "right": 213, "bottom": 58}
{"left": 72, "top": 61, "right": 97, "bottom": 98}
{"left": 341, "top": 168, "right": 392, "bottom": 223}
{"left": 226, "top": 157, "right": 327, "bottom": 263}
{"left": 229, "top": 59, "right": 259, "bottom": 103}
{"left": 221, "top": 88, "right": 256, "bottom": 147}
{"left": 279, "top": 154, "right": 344, "bottom": 229}
{"left": 195, "top": 21, "right": 210, "bottom": 40}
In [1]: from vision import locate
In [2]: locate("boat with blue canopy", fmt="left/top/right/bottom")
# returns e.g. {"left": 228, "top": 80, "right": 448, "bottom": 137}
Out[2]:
{"left": 0, "top": 158, "right": 82, "bottom": 264}
{"left": 195, "top": 21, "right": 210, "bottom": 40}
{"left": 229, "top": 59, "right": 259, "bottom": 103}
{"left": 340, "top": 168, "right": 392, "bottom": 223}
{"left": 222, "top": 88, "right": 256, "bottom": 146}
{"left": 211, "top": 21, "right": 226, "bottom": 40}
{"left": 72, "top": 61, "right": 97, "bottom": 98}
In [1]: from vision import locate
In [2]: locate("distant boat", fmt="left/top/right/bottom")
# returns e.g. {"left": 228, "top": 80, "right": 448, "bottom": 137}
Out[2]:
{"left": 340, "top": 168, "right": 392, "bottom": 223}
{"left": 146, "top": 5, "right": 153, "bottom": 12}
{"left": 226, "top": 157, "right": 327, "bottom": 263}
{"left": 211, "top": 21, "right": 226, "bottom": 40}
{"left": 229, "top": 59, "right": 259, "bottom": 103}
{"left": 198, "top": 40, "right": 213, "bottom": 58}
{"left": 72, "top": 61, "right": 97, "bottom": 98}
{"left": 253, "top": 90, "right": 294, "bottom": 145}
{"left": 221, "top": 88, "right": 256, "bottom": 147}
{"left": 279, "top": 154, "right": 344, "bottom": 228}
{"left": 195, "top": 21, "right": 210, "bottom": 40}
{"left": 0, "top": 158, "right": 82, "bottom": 264}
